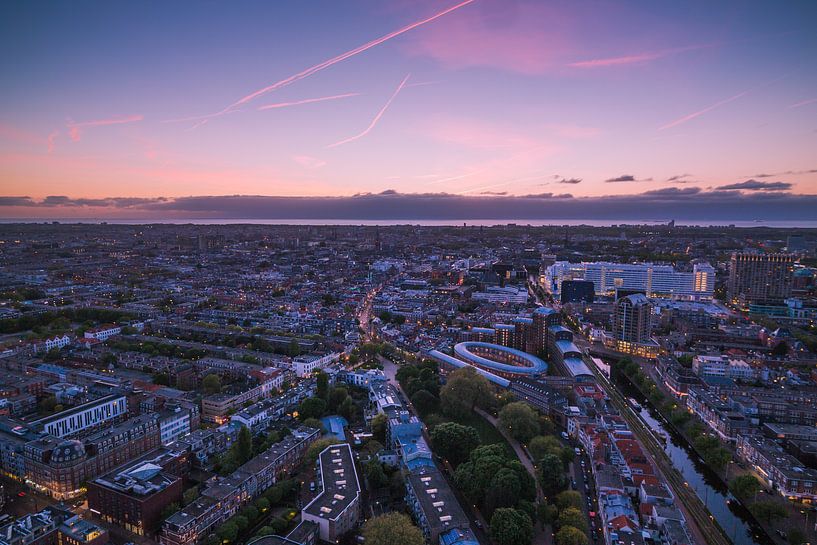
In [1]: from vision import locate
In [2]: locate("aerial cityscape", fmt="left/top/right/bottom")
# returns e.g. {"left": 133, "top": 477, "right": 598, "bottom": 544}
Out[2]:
{"left": 1, "top": 2, "right": 817, "bottom": 545}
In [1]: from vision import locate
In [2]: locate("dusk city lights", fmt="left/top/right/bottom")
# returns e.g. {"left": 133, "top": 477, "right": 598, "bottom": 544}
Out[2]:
{"left": 1, "top": 3, "right": 817, "bottom": 545}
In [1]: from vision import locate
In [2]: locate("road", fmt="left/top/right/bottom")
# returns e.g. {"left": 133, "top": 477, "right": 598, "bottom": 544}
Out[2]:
{"left": 474, "top": 408, "right": 552, "bottom": 545}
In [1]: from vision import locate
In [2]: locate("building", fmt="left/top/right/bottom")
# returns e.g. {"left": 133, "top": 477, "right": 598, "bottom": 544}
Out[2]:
{"left": 737, "top": 435, "right": 817, "bottom": 502}
{"left": 159, "top": 406, "right": 193, "bottom": 446}
{"left": 728, "top": 253, "right": 795, "bottom": 305}
{"left": 201, "top": 376, "right": 282, "bottom": 424}
{"left": 292, "top": 353, "right": 339, "bottom": 378}
{"left": 561, "top": 280, "right": 595, "bottom": 304}
{"left": 0, "top": 507, "right": 107, "bottom": 545}
{"left": 692, "top": 355, "right": 756, "bottom": 381}
{"left": 614, "top": 294, "right": 652, "bottom": 343}
{"left": 83, "top": 325, "right": 122, "bottom": 342}
{"left": 301, "top": 443, "right": 360, "bottom": 543}
{"left": 32, "top": 395, "right": 128, "bottom": 438}
{"left": 161, "top": 428, "right": 318, "bottom": 545}
{"left": 88, "top": 449, "right": 188, "bottom": 537}
{"left": 544, "top": 261, "right": 715, "bottom": 300}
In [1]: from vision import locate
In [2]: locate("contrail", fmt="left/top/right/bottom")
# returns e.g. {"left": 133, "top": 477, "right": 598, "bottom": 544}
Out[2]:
{"left": 788, "top": 97, "right": 817, "bottom": 109}
{"left": 67, "top": 114, "right": 144, "bottom": 141}
{"left": 180, "top": 0, "right": 472, "bottom": 125}
{"left": 659, "top": 91, "right": 748, "bottom": 131}
{"left": 328, "top": 74, "right": 410, "bottom": 148}
{"left": 258, "top": 92, "right": 360, "bottom": 110}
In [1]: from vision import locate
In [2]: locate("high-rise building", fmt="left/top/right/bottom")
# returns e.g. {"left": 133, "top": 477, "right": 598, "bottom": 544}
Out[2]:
{"left": 728, "top": 253, "right": 794, "bottom": 305}
{"left": 560, "top": 280, "right": 594, "bottom": 304}
{"left": 543, "top": 261, "right": 715, "bottom": 300}
{"left": 614, "top": 294, "right": 652, "bottom": 344}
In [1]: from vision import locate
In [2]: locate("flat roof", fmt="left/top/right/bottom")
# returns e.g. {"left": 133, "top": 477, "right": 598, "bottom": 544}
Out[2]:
{"left": 407, "top": 465, "right": 471, "bottom": 537}
{"left": 302, "top": 443, "right": 360, "bottom": 520}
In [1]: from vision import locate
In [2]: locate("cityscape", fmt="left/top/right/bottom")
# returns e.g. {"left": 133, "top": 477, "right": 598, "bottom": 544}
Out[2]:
{"left": 2, "top": 2, "right": 817, "bottom": 545}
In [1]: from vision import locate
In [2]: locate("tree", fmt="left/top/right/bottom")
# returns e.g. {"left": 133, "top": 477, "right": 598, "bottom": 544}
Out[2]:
{"left": 554, "top": 490, "right": 583, "bottom": 511}
{"left": 528, "top": 435, "right": 562, "bottom": 462}
{"left": 371, "top": 413, "right": 388, "bottom": 442}
{"left": 183, "top": 486, "right": 199, "bottom": 506}
{"left": 254, "top": 497, "right": 270, "bottom": 513}
{"left": 788, "top": 528, "right": 806, "bottom": 545}
{"left": 490, "top": 508, "right": 533, "bottom": 545}
{"left": 729, "top": 474, "right": 761, "bottom": 499}
{"left": 216, "top": 522, "right": 238, "bottom": 543}
{"left": 233, "top": 515, "right": 249, "bottom": 531}
{"left": 316, "top": 371, "right": 329, "bottom": 400}
{"left": 160, "top": 502, "right": 180, "bottom": 521}
{"left": 362, "top": 512, "right": 424, "bottom": 545}
{"left": 539, "top": 453, "right": 569, "bottom": 496}
{"left": 440, "top": 366, "right": 492, "bottom": 419}
{"left": 499, "top": 402, "right": 540, "bottom": 443}
{"left": 202, "top": 373, "right": 221, "bottom": 394}
{"left": 555, "top": 526, "right": 590, "bottom": 545}
{"left": 153, "top": 372, "right": 170, "bottom": 386}
{"left": 255, "top": 526, "right": 275, "bottom": 537}
{"left": 301, "top": 417, "right": 325, "bottom": 432}
{"left": 430, "top": 422, "right": 480, "bottom": 466}
{"left": 235, "top": 425, "right": 253, "bottom": 464}
{"left": 298, "top": 397, "right": 327, "bottom": 420}
{"left": 242, "top": 505, "right": 259, "bottom": 521}
{"left": 365, "top": 460, "right": 388, "bottom": 489}
{"left": 557, "top": 507, "right": 589, "bottom": 534}
{"left": 410, "top": 389, "right": 438, "bottom": 417}
{"left": 338, "top": 396, "right": 357, "bottom": 421}
{"left": 749, "top": 501, "right": 788, "bottom": 524}
{"left": 328, "top": 386, "right": 348, "bottom": 410}
{"left": 305, "top": 438, "right": 341, "bottom": 464}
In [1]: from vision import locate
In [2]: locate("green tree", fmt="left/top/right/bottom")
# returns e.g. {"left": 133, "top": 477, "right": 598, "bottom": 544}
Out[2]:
{"left": 242, "top": 505, "right": 259, "bottom": 521}
{"left": 440, "top": 366, "right": 492, "bottom": 419}
{"left": 255, "top": 526, "right": 275, "bottom": 537}
{"left": 301, "top": 417, "right": 325, "bottom": 432}
{"left": 371, "top": 413, "right": 388, "bottom": 442}
{"left": 254, "top": 497, "right": 270, "bottom": 512}
{"left": 216, "top": 522, "right": 238, "bottom": 543}
{"left": 539, "top": 453, "right": 569, "bottom": 496}
{"left": 362, "top": 512, "right": 424, "bottom": 545}
{"left": 316, "top": 371, "right": 329, "bottom": 400}
{"left": 528, "top": 435, "right": 563, "bottom": 462}
{"left": 182, "top": 486, "right": 199, "bottom": 506}
{"left": 235, "top": 425, "right": 253, "bottom": 464}
{"left": 490, "top": 508, "right": 533, "bottom": 545}
{"left": 557, "top": 507, "right": 589, "bottom": 534}
{"left": 554, "top": 490, "right": 583, "bottom": 511}
{"left": 202, "top": 373, "right": 221, "bottom": 394}
{"left": 338, "top": 396, "right": 357, "bottom": 421}
{"left": 233, "top": 515, "right": 249, "bottom": 531}
{"left": 305, "top": 438, "right": 341, "bottom": 464}
{"left": 410, "top": 389, "right": 438, "bottom": 417}
{"left": 555, "top": 526, "right": 590, "bottom": 545}
{"left": 749, "top": 501, "right": 788, "bottom": 524}
{"left": 729, "top": 474, "right": 761, "bottom": 499}
{"left": 365, "top": 460, "right": 388, "bottom": 489}
{"left": 430, "top": 422, "right": 480, "bottom": 466}
{"left": 499, "top": 402, "right": 540, "bottom": 443}
{"left": 298, "top": 397, "right": 327, "bottom": 420}
{"left": 328, "top": 386, "right": 348, "bottom": 410}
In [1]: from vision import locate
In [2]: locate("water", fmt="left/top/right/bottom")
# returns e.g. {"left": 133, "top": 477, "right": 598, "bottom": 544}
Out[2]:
{"left": 618, "top": 378, "right": 773, "bottom": 545}
{"left": 3, "top": 218, "right": 817, "bottom": 227}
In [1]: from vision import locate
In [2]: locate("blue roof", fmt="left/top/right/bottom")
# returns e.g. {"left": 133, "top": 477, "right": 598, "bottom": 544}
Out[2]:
{"left": 426, "top": 350, "right": 511, "bottom": 387}
{"left": 440, "top": 528, "right": 480, "bottom": 545}
{"left": 320, "top": 416, "right": 348, "bottom": 441}
{"left": 562, "top": 357, "right": 593, "bottom": 378}
{"left": 533, "top": 306, "right": 558, "bottom": 315}
{"left": 453, "top": 342, "right": 548, "bottom": 376}
{"left": 555, "top": 339, "right": 581, "bottom": 356}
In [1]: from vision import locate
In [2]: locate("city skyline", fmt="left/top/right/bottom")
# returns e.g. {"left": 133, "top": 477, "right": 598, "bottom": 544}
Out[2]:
{"left": 1, "top": 0, "right": 817, "bottom": 220}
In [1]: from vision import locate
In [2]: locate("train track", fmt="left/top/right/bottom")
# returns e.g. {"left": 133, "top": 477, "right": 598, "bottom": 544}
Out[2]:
{"left": 583, "top": 355, "right": 733, "bottom": 545}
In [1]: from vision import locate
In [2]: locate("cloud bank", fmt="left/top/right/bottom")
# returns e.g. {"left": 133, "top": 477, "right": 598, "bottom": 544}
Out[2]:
{"left": 2, "top": 188, "right": 816, "bottom": 221}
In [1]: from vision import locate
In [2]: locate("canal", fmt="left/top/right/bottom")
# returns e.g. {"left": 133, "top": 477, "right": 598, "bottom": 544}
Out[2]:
{"left": 616, "top": 375, "right": 773, "bottom": 545}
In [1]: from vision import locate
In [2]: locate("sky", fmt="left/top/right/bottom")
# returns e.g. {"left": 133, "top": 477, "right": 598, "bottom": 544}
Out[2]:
{"left": 1, "top": 0, "right": 816, "bottom": 221}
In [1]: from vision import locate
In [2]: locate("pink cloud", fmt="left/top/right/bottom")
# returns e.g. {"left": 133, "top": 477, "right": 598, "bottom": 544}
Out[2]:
{"left": 46, "top": 131, "right": 58, "bottom": 154}
{"left": 403, "top": 3, "right": 574, "bottom": 74}
{"left": 67, "top": 114, "right": 144, "bottom": 142}
{"left": 293, "top": 155, "right": 327, "bottom": 169}
{"left": 567, "top": 44, "right": 710, "bottom": 68}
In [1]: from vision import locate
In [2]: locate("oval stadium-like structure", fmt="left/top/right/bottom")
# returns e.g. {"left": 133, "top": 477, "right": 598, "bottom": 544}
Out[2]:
{"left": 453, "top": 341, "right": 547, "bottom": 378}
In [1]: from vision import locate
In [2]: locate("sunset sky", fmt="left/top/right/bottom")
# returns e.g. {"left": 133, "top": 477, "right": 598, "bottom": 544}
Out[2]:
{"left": 1, "top": 0, "right": 816, "bottom": 220}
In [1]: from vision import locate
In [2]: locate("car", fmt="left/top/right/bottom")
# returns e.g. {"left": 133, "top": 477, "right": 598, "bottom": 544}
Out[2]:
{"left": 17, "top": 491, "right": 26, "bottom": 497}
{"left": 474, "top": 520, "right": 482, "bottom": 529}
{"left": 561, "top": 432, "right": 569, "bottom": 440}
